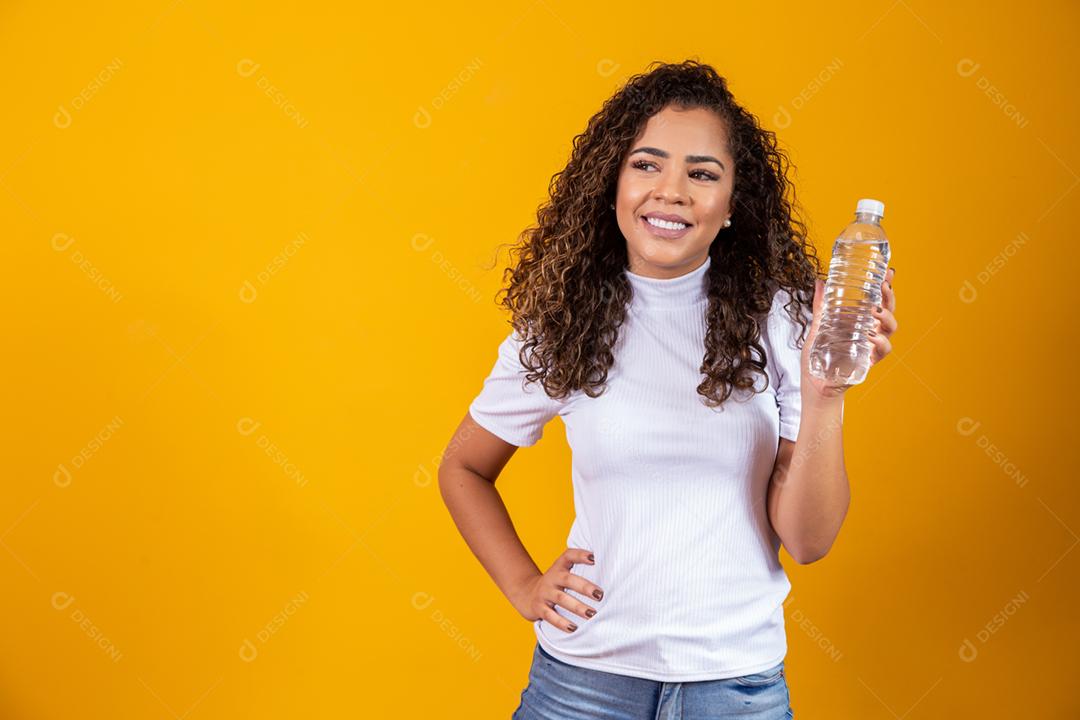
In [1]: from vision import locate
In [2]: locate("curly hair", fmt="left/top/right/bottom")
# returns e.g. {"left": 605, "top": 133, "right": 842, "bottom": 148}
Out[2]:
{"left": 491, "top": 59, "right": 823, "bottom": 407}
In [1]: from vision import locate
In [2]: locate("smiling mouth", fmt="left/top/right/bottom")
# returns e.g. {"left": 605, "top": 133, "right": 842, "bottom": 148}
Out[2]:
{"left": 640, "top": 215, "right": 693, "bottom": 238}
{"left": 645, "top": 216, "right": 690, "bottom": 229}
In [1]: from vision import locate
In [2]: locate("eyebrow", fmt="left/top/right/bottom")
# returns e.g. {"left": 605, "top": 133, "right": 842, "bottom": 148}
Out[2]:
{"left": 630, "top": 146, "right": 726, "bottom": 171}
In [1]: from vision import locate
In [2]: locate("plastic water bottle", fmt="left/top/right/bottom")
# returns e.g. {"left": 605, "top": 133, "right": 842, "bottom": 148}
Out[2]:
{"left": 809, "top": 198, "right": 891, "bottom": 387}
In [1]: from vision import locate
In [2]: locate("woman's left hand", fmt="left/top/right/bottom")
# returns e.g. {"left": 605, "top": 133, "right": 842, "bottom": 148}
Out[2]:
{"left": 801, "top": 266, "right": 898, "bottom": 399}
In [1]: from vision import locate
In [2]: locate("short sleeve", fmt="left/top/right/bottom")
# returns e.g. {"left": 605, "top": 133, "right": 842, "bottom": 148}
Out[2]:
{"left": 764, "top": 287, "right": 811, "bottom": 442}
{"left": 468, "top": 329, "right": 565, "bottom": 447}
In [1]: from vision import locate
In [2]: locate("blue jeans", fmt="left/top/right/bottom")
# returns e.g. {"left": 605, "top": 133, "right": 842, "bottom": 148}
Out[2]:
{"left": 512, "top": 643, "right": 795, "bottom": 719}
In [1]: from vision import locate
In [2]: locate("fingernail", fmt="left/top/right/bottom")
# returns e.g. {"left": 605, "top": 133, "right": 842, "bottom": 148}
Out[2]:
{"left": 568, "top": 623, "right": 578, "bottom": 632}
{"left": 586, "top": 609, "right": 596, "bottom": 618}
{"left": 593, "top": 589, "right": 604, "bottom": 600}
{"left": 587, "top": 554, "right": 595, "bottom": 563}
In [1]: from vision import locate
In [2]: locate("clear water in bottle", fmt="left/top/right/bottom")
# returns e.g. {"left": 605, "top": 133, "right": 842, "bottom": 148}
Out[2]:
{"left": 809, "top": 198, "right": 891, "bottom": 387}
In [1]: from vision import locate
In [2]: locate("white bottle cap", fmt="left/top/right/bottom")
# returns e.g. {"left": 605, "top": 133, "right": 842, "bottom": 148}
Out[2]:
{"left": 856, "top": 198, "right": 885, "bottom": 217}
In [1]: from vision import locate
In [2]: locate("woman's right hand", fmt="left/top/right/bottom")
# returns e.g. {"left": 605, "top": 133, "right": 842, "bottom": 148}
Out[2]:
{"left": 510, "top": 548, "right": 604, "bottom": 633}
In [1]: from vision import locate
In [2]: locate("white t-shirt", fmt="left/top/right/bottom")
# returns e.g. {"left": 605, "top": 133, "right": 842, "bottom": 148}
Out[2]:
{"left": 468, "top": 254, "right": 816, "bottom": 682}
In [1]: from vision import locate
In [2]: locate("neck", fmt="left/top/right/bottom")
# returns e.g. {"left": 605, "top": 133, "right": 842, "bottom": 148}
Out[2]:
{"left": 624, "top": 254, "right": 711, "bottom": 310}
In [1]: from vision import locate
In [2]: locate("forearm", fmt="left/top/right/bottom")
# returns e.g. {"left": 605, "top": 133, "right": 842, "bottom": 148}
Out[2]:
{"left": 438, "top": 467, "right": 542, "bottom": 608}
{"left": 776, "top": 393, "right": 850, "bottom": 563}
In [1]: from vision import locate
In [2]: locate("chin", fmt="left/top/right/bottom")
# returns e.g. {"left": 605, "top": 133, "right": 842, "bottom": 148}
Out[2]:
{"left": 635, "top": 241, "right": 685, "bottom": 264}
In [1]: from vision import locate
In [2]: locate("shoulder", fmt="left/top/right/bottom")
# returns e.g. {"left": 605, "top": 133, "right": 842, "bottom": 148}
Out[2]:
{"left": 767, "top": 284, "right": 811, "bottom": 326}
{"left": 768, "top": 284, "right": 803, "bottom": 316}
{"left": 491, "top": 327, "right": 568, "bottom": 399}
{"left": 762, "top": 284, "right": 812, "bottom": 357}
{"left": 496, "top": 327, "right": 539, "bottom": 369}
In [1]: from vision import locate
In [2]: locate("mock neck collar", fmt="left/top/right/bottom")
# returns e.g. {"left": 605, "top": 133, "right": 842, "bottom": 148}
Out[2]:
{"left": 624, "top": 255, "right": 711, "bottom": 310}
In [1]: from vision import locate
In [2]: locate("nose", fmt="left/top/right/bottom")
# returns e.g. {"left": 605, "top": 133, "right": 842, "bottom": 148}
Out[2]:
{"left": 651, "top": 167, "right": 688, "bottom": 204}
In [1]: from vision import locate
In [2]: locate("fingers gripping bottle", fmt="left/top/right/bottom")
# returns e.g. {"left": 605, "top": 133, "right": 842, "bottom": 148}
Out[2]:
{"left": 809, "top": 198, "right": 890, "bottom": 387}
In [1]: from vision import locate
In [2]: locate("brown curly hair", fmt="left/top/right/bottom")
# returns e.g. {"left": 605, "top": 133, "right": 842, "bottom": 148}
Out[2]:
{"left": 490, "top": 59, "right": 823, "bottom": 407}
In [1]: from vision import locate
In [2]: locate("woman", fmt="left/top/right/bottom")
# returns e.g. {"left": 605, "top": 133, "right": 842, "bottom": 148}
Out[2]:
{"left": 438, "top": 59, "right": 898, "bottom": 719}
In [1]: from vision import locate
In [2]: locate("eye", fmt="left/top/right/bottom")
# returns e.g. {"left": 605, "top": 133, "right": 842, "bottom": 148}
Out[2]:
{"left": 631, "top": 160, "right": 719, "bottom": 181}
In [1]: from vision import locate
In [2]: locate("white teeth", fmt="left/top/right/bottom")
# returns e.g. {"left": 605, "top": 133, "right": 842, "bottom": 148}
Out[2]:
{"left": 646, "top": 216, "right": 688, "bottom": 230}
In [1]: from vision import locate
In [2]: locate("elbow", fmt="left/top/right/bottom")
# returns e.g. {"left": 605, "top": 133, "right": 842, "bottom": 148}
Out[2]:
{"left": 790, "top": 496, "right": 850, "bottom": 565}
{"left": 437, "top": 463, "right": 462, "bottom": 504}
{"left": 437, "top": 462, "right": 492, "bottom": 503}
{"left": 788, "top": 539, "right": 834, "bottom": 565}
{"left": 792, "top": 546, "right": 828, "bottom": 565}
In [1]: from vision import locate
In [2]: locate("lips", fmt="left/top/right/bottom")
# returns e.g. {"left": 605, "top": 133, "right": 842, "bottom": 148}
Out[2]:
{"left": 643, "top": 212, "right": 693, "bottom": 225}
{"left": 640, "top": 214, "right": 693, "bottom": 239}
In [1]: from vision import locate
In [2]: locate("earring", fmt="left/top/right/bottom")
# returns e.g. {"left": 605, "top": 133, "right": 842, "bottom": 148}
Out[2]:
{"left": 723, "top": 218, "right": 732, "bottom": 228}
{"left": 610, "top": 202, "right": 615, "bottom": 209}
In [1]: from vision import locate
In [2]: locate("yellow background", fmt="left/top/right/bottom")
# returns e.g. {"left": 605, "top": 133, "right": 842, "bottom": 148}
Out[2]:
{"left": 3, "top": 1, "right": 1077, "bottom": 717}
